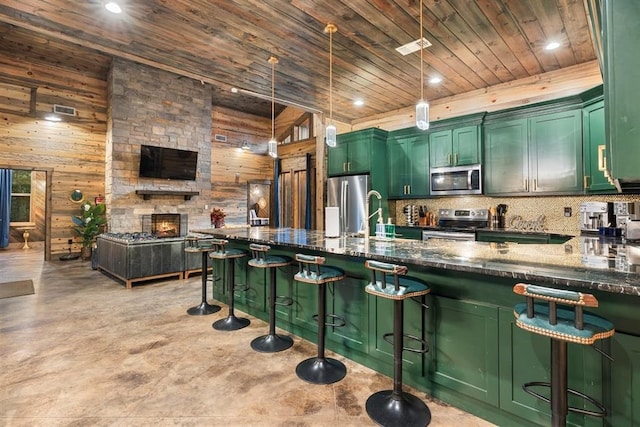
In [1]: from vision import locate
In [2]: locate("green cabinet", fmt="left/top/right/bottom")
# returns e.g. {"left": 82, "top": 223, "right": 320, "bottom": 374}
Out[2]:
{"left": 430, "top": 297, "right": 500, "bottom": 405}
{"left": 484, "top": 106, "right": 583, "bottom": 195}
{"left": 484, "top": 118, "right": 529, "bottom": 194}
{"left": 429, "top": 125, "right": 480, "bottom": 168}
{"left": 387, "top": 128, "right": 429, "bottom": 198}
{"left": 475, "top": 230, "right": 572, "bottom": 244}
{"left": 529, "top": 110, "right": 583, "bottom": 193}
{"left": 602, "top": 0, "right": 640, "bottom": 189}
{"left": 368, "top": 292, "right": 427, "bottom": 378}
{"left": 583, "top": 94, "right": 616, "bottom": 193}
{"left": 609, "top": 332, "right": 640, "bottom": 427}
{"left": 394, "top": 226, "right": 423, "bottom": 240}
{"left": 497, "top": 308, "right": 604, "bottom": 427}
{"left": 327, "top": 128, "right": 388, "bottom": 176}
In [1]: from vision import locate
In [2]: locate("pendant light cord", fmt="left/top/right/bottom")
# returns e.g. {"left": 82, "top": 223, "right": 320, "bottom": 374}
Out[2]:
{"left": 268, "top": 55, "right": 277, "bottom": 140}
{"left": 329, "top": 28, "right": 333, "bottom": 124}
{"left": 420, "top": 0, "right": 424, "bottom": 102}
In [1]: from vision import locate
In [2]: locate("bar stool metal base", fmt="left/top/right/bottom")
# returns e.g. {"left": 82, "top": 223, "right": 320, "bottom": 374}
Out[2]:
{"left": 187, "top": 301, "right": 221, "bottom": 316}
{"left": 213, "top": 315, "right": 250, "bottom": 331}
{"left": 296, "top": 357, "right": 346, "bottom": 385}
{"left": 366, "top": 390, "right": 432, "bottom": 427}
{"left": 250, "top": 333, "right": 293, "bottom": 353}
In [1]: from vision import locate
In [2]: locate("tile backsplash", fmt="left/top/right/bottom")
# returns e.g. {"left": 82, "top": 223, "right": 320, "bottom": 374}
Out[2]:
{"left": 392, "top": 194, "right": 640, "bottom": 235}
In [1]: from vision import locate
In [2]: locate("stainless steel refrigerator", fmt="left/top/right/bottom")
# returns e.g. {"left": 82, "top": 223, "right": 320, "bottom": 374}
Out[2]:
{"left": 326, "top": 174, "right": 369, "bottom": 235}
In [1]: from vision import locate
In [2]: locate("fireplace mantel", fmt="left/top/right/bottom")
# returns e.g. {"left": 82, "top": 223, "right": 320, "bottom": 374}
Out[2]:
{"left": 135, "top": 190, "right": 199, "bottom": 200}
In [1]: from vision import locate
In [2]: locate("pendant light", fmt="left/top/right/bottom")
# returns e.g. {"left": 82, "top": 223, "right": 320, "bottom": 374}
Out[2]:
{"left": 416, "top": 0, "right": 429, "bottom": 130}
{"left": 267, "top": 55, "right": 278, "bottom": 158}
{"left": 325, "top": 23, "right": 337, "bottom": 147}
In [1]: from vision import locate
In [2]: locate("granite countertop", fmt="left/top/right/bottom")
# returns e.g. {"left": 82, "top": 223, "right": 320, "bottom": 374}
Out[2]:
{"left": 192, "top": 227, "right": 640, "bottom": 297}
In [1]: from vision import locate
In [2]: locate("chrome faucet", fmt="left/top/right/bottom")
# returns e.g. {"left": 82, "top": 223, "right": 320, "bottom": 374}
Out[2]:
{"left": 362, "top": 189, "right": 383, "bottom": 244}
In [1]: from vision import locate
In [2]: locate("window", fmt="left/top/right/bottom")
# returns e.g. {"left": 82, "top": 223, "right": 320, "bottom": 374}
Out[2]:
{"left": 10, "top": 170, "right": 32, "bottom": 224}
{"left": 279, "top": 112, "right": 314, "bottom": 144}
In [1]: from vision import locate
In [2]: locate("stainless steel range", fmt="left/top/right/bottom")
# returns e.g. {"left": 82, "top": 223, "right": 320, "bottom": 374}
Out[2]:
{"left": 422, "top": 208, "right": 489, "bottom": 241}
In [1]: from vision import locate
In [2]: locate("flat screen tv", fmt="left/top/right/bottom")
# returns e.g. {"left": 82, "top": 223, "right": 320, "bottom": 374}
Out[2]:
{"left": 139, "top": 145, "right": 198, "bottom": 181}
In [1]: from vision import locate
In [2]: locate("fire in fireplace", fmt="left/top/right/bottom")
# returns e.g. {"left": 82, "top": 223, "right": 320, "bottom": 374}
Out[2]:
{"left": 151, "top": 214, "right": 181, "bottom": 238}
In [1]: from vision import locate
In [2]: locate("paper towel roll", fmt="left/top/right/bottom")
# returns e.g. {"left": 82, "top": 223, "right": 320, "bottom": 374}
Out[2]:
{"left": 325, "top": 207, "right": 340, "bottom": 237}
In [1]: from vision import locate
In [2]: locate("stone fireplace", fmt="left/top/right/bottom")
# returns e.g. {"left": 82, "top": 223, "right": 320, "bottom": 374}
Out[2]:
{"left": 105, "top": 58, "right": 213, "bottom": 233}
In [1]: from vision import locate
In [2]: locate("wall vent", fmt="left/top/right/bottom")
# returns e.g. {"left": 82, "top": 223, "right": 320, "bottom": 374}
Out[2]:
{"left": 214, "top": 134, "right": 227, "bottom": 142}
{"left": 53, "top": 104, "right": 77, "bottom": 116}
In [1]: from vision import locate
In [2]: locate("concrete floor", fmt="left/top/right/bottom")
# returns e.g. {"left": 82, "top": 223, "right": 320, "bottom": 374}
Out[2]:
{"left": 1, "top": 248, "right": 495, "bottom": 426}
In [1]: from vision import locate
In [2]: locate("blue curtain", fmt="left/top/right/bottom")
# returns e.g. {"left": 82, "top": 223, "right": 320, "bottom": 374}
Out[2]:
{"left": 0, "top": 169, "right": 12, "bottom": 248}
{"left": 305, "top": 153, "right": 312, "bottom": 229}
{"left": 273, "top": 158, "right": 280, "bottom": 228}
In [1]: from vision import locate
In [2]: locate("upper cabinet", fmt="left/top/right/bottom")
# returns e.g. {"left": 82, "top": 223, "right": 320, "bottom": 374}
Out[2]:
{"left": 484, "top": 101, "right": 583, "bottom": 195}
{"left": 387, "top": 128, "right": 429, "bottom": 198}
{"left": 327, "top": 128, "right": 388, "bottom": 177}
{"left": 582, "top": 86, "right": 616, "bottom": 193}
{"left": 428, "top": 113, "right": 485, "bottom": 168}
{"left": 602, "top": 0, "right": 640, "bottom": 191}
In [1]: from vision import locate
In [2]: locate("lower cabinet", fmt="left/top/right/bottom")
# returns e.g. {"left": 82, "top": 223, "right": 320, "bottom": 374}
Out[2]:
{"left": 429, "top": 297, "right": 500, "bottom": 405}
{"left": 497, "top": 308, "right": 604, "bottom": 427}
{"left": 395, "top": 226, "right": 423, "bottom": 240}
{"left": 210, "top": 244, "right": 638, "bottom": 427}
{"left": 609, "top": 332, "right": 640, "bottom": 427}
{"left": 367, "top": 291, "right": 427, "bottom": 378}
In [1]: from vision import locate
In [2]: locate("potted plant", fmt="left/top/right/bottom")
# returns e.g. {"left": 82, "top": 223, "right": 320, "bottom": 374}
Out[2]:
{"left": 210, "top": 207, "right": 226, "bottom": 228}
{"left": 72, "top": 200, "right": 107, "bottom": 260}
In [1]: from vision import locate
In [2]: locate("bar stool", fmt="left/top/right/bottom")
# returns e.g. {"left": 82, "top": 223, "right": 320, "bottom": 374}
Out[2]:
{"left": 293, "top": 254, "right": 347, "bottom": 384}
{"left": 364, "top": 260, "right": 431, "bottom": 427}
{"left": 248, "top": 243, "right": 294, "bottom": 353}
{"left": 208, "top": 239, "right": 250, "bottom": 331}
{"left": 513, "top": 283, "right": 615, "bottom": 427}
{"left": 184, "top": 238, "right": 221, "bottom": 316}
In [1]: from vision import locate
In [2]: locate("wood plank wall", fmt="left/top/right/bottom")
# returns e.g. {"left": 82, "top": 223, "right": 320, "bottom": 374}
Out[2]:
{"left": 210, "top": 106, "right": 272, "bottom": 224}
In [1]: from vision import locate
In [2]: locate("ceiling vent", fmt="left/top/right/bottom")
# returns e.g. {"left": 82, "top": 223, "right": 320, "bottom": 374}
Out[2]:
{"left": 396, "top": 38, "right": 432, "bottom": 56}
{"left": 53, "top": 104, "right": 76, "bottom": 116}
{"left": 214, "top": 134, "right": 227, "bottom": 142}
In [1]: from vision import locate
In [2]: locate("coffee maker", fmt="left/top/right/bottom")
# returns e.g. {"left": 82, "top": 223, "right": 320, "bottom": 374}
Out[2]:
{"left": 614, "top": 202, "right": 640, "bottom": 239}
{"left": 579, "top": 202, "right": 616, "bottom": 233}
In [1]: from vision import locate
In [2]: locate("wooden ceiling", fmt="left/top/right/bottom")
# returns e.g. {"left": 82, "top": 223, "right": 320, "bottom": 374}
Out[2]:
{"left": 0, "top": 1, "right": 597, "bottom": 121}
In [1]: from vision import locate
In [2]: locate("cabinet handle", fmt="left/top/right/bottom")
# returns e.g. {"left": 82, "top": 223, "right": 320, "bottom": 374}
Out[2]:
{"left": 347, "top": 162, "right": 351, "bottom": 171}
{"left": 343, "top": 162, "right": 346, "bottom": 172}
{"left": 447, "top": 153, "right": 452, "bottom": 165}
{"left": 454, "top": 153, "right": 458, "bottom": 165}
{"left": 597, "top": 145, "right": 606, "bottom": 171}
{"left": 533, "top": 179, "right": 537, "bottom": 191}
{"left": 407, "top": 185, "right": 411, "bottom": 195}
{"left": 523, "top": 179, "right": 528, "bottom": 192}
{"left": 584, "top": 175, "right": 589, "bottom": 189}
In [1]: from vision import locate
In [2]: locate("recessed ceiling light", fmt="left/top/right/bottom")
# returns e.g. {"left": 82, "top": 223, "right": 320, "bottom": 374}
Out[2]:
{"left": 353, "top": 99, "right": 364, "bottom": 107}
{"left": 44, "top": 114, "right": 62, "bottom": 122}
{"left": 231, "top": 87, "right": 238, "bottom": 93}
{"left": 429, "top": 77, "right": 442, "bottom": 84}
{"left": 105, "top": 2, "right": 122, "bottom": 14}
{"left": 545, "top": 41, "right": 560, "bottom": 50}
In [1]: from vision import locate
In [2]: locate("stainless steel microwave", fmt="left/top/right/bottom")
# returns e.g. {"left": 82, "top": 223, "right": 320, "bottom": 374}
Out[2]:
{"left": 430, "top": 164, "right": 482, "bottom": 196}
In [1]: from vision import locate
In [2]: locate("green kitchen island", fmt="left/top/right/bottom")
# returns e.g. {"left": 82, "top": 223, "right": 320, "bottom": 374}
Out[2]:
{"left": 192, "top": 227, "right": 640, "bottom": 427}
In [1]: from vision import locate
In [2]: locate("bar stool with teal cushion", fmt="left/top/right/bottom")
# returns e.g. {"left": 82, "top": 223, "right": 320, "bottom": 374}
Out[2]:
{"left": 248, "top": 243, "right": 294, "bottom": 353}
{"left": 294, "top": 253, "right": 347, "bottom": 385}
{"left": 513, "top": 283, "right": 615, "bottom": 427}
{"left": 364, "top": 260, "right": 431, "bottom": 427}
{"left": 184, "top": 237, "right": 221, "bottom": 316}
{"left": 208, "top": 239, "right": 250, "bottom": 331}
